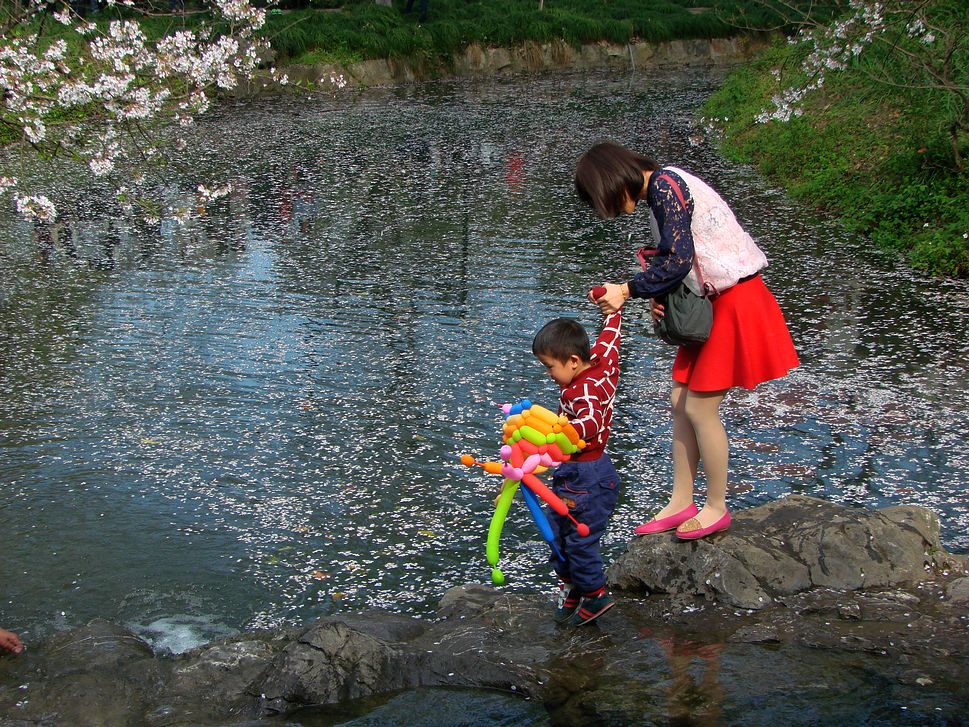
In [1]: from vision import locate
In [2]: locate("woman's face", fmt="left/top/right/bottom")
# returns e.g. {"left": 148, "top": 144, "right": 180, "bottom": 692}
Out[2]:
{"left": 617, "top": 170, "right": 650, "bottom": 216}
{"left": 619, "top": 190, "right": 637, "bottom": 215}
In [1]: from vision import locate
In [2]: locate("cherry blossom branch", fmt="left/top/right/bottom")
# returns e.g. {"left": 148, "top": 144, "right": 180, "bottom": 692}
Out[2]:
{"left": 1, "top": 0, "right": 273, "bottom": 221}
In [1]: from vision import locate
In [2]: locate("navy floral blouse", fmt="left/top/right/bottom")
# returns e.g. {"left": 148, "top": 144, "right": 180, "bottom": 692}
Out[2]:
{"left": 627, "top": 168, "right": 695, "bottom": 300}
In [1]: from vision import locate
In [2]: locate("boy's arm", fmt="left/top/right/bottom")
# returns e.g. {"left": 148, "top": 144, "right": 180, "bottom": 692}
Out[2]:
{"left": 590, "top": 309, "right": 621, "bottom": 365}
{"left": 563, "top": 389, "right": 605, "bottom": 443}
{"left": 561, "top": 310, "right": 620, "bottom": 442}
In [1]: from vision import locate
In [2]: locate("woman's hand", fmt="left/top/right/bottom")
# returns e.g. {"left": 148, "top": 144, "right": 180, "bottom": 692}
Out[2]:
{"left": 650, "top": 298, "right": 665, "bottom": 323}
{"left": 591, "top": 282, "right": 628, "bottom": 314}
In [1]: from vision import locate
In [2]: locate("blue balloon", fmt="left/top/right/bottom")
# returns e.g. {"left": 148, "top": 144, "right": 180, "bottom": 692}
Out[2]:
{"left": 508, "top": 398, "right": 532, "bottom": 417}
{"left": 520, "top": 483, "right": 563, "bottom": 561}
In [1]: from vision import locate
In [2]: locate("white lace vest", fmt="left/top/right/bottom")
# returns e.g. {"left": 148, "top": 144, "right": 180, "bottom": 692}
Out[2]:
{"left": 648, "top": 166, "right": 767, "bottom": 296}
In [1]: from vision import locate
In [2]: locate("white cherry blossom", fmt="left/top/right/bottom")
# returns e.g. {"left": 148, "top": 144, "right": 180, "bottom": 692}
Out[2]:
{"left": 755, "top": 0, "right": 965, "bottom": 169}
{"left": 1, "top": 0, "right": 273, "bottom": 221}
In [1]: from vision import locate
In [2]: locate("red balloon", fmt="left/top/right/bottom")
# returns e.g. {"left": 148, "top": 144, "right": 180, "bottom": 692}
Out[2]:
{"left": 521, "top": 473, "right": 568, "bottom": 516}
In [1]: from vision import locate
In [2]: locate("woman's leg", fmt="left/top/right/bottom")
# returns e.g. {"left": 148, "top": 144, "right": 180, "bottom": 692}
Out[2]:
{"left": 652, "top": 382, "right": 700, "bottom": 519}
{"left": 678, "top": 387, "right": 730, "bottom": 530}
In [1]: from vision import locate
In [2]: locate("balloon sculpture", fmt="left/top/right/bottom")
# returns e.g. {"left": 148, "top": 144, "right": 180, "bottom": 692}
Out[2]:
{"left": 461, "top": 399, "right": 590, "bottom": 585}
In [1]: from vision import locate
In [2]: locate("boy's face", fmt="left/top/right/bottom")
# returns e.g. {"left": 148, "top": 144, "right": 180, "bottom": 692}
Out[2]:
{"left": 537, "top": 353, "right": 581, "bottom": 387}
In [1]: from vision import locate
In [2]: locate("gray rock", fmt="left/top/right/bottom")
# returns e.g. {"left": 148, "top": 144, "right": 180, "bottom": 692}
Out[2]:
{"left": 0, "top": 620, "right": 163, "bottom": 726}
{"left": 152, "top": 634, "right": 284, "bottom": 726}
{"left": 246, "top": 599, "right": 553, "bottom": 718}
{"left": 946, "top": 576, "right": 969, "bottom": 604}
{"left": 608, "top": 495, "right": 945, "bottom": 609}
{"left": 728, "top": 623, "right": 781, "bottom": 643}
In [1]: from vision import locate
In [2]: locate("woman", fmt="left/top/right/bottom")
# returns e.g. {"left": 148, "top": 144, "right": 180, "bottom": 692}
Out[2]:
{"left": 575, "top": 141, "right": 798, "bottom": 540}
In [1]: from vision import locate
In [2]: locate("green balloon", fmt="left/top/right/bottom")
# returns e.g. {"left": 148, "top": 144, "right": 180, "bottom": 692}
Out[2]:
{"left": 486, "top": 480, "right": 519, "bottom": 586}
{"left": 486, "top": 480, "right": 518, "bottom": 566}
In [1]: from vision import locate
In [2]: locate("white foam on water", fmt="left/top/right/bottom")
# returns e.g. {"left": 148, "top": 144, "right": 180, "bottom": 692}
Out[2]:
{"left": 128, "top": 614, "right": 238, "bottom": 654}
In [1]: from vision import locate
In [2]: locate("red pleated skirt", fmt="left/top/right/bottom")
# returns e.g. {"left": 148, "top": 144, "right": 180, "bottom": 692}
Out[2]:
{"left": 672, "top": 274, "right": 799, "bottom": 392}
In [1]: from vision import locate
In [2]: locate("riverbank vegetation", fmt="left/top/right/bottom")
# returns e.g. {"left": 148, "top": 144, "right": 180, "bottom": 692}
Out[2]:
{"left": 0, "top": 0, "right": 823, "bottom": 221}
{"left": 701, "top": 2, "right": 968, "bottom": 277}
{"left": 260, "top": 0, "right": 796, "bottom": 67}
{"left": 1, "top": 1, "right": 811, "bottom": 146}
{"left": 11, "top": 1, "right": 803, "bottom": 67}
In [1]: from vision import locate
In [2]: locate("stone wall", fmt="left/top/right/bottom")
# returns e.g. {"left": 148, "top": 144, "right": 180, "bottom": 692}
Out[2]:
{"left": 242, "top": 34, "right": 775, "bottom": 95}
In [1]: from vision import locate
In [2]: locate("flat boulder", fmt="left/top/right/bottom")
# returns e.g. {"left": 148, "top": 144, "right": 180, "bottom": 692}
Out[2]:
{"left": 608, "top": 494, "right": 954, "bottom": 609}
{"left": 0, "top": 619, "right": 163, "bottom": 725}
{"left": 245, "top": 600, "right": 554, "bottom": 717}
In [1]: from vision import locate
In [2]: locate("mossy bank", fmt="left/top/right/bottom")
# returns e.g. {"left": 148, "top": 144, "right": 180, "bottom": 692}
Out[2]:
{"left": 702, "top": 40, "right": 969, "bottom": 278}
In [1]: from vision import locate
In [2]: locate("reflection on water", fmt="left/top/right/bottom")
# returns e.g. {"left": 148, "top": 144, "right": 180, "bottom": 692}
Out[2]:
{"left": 1, "top": 69, "right": 967, "bottom": 652}
{"left": 290, "top": 687, "right": 550, "bottom": 726}
{"left": 640, "top": 629, "right": 725, "bottom": 726}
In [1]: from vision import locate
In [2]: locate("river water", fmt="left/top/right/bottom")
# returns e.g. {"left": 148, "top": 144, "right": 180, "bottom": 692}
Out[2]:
{"left": 1, "top": 67, "right": 967, "bottom": 668}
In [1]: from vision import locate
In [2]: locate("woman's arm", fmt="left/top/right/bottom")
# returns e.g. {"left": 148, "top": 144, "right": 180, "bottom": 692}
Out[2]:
{"left": 628, "top": 171, "right": 694, "bottom": 299}
{"left": 590, "top": 170, "right": 695, "bottom": 314}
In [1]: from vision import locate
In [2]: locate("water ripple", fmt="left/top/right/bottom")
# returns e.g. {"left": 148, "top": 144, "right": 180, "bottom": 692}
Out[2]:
{"left": 1, "top": 69, "right": 966, "bottom": 642}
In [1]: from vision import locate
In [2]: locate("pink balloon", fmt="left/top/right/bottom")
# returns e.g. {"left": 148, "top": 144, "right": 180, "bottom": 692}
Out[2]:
{"left": 522, "top": 454, "right": 542, "bottom": 474}
{"left": 500, "top": 463, "right": 524, "bottom": 481}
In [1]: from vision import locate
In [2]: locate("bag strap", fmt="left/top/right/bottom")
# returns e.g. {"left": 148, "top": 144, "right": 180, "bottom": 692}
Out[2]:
{"left": 656, "top": 172, "right": 690, "bottom": 211}
{"left": 655, "top": 171, "right": 716, "bottom": 297}
{"left": 636, "top": 245, "right": 655, "bottom": 271}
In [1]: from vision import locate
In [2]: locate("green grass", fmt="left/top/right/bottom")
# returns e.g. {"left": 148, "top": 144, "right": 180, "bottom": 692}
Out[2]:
{"left": 260, "top": 0, "right": 817, "bottom": 66}
{"left": 703, "top": 40, "right": 969, "bottom": 277}
{"left": 15, "top": 1, "right": 829, "bottom": 67}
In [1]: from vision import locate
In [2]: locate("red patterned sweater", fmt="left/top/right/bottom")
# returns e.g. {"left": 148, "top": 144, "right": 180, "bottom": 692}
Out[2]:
{"left": 558, "top": 309, "right": 622, "bottom": 461}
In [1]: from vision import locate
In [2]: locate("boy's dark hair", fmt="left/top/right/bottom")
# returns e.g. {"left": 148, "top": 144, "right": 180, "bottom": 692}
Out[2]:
{"left": 575, "top": 141, "right": 659, "bottom": 219}
{"left": 532, "top": 318, "right": 591, "bottom": 363}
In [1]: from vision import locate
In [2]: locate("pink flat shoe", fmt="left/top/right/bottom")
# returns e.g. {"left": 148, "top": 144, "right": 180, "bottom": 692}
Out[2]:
{"left": 634, "top": 503, "right": 698, "bottom": 535}
{"left": 675, "top": 511, "right": 731, "bottom": 540}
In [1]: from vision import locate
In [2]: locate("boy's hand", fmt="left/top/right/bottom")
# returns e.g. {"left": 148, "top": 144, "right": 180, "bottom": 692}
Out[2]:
{"left": 650, "top": 298, "right": 665, "bottom": 323}
{"left": 493, "top": 480, "right": 507, "bottom": 507}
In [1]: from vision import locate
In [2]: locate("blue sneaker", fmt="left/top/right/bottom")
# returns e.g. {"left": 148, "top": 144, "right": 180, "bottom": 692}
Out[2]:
{"left": 570, "top": 593, "right": 615, "bottom": 626}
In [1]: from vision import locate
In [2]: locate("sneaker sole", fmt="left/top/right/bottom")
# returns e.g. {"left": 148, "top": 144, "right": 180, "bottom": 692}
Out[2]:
{"left": 572, "top": 600, "right": 615, "bottom": 626}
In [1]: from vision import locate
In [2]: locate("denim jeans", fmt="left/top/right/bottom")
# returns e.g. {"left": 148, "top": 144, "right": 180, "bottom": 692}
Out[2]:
{"left": 547, "top": 454, "right": 619, "bottom": 593}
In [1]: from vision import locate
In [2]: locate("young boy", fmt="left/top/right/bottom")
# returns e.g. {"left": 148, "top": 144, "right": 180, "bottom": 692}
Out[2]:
{"left": 531, "top": 308, "right": 622, "bottom": 626}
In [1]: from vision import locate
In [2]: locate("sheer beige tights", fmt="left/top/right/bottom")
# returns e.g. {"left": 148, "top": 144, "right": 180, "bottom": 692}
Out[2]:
{"left": 652, "top": 382, "right": 730, "bottom": 530}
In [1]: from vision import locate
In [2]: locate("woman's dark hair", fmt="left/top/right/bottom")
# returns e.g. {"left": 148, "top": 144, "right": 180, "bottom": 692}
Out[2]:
{"left": 574, "top": 141, "right": 659, "bottom": 218}
{"left": 532, "top": 318, "right": 591, "bottom": 363}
